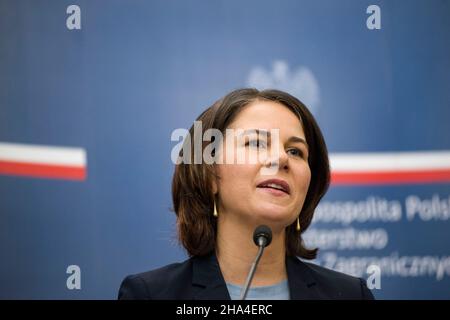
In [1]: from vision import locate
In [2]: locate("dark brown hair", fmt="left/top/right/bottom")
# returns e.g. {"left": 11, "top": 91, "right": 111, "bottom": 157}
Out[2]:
{"left": 172, "top": 88, "right": 330, "bottom": 259}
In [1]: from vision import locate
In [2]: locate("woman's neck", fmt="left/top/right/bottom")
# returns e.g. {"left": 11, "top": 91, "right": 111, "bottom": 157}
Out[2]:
{"left": 215, "top": 214, "right": 287, "bottom": 287}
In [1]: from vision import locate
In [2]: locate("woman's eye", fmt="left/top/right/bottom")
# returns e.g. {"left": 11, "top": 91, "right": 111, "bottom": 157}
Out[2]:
{"left": 245, "top": 139, "right": 267, "bottom": 148}
{"left": 287, "top": 148, "right": 304, "bottom": 158}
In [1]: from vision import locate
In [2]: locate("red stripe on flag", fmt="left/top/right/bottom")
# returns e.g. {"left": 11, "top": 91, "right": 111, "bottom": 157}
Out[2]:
{"left": 0, "top": 160, "right": 86, "bottom": 181}
{"left": 331, "top": 169, "right": 450, "bottom": 185}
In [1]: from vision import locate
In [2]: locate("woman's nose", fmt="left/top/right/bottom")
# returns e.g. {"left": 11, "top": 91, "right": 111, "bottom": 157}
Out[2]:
{"left": 264, "top": 148, "right": 289, "bottom": 171}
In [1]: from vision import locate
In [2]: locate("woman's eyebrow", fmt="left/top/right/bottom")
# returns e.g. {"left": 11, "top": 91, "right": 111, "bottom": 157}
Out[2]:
{"left": 237, "top": 129, "right": 308, "bottom": 147}
{"left": 287, "top": 136, "right": 308, "bottom": 148}
{"left": 237, "top": 128, "right": 269, "bottom": 136}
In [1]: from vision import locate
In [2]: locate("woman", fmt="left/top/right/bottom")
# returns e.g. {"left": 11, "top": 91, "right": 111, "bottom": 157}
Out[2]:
{"left": 118, "top": 88, "right": 374, "bottom": 300}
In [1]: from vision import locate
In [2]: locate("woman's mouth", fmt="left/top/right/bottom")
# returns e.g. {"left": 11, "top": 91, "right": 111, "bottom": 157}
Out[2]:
{"left": 256, "top": 179, "right": 290, "bottom": 196}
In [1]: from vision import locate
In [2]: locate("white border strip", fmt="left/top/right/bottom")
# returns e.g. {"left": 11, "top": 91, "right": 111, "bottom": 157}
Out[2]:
{"left": 330, "top": 151, "right": 450, "bottom": 172}
{"left": 0, "top": 142, "right": 86, "bottom": 166}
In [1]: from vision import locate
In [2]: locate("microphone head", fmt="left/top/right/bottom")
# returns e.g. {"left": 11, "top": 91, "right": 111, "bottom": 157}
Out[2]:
{"left": 253, "top": 225, "right": 272, "bottom": 248}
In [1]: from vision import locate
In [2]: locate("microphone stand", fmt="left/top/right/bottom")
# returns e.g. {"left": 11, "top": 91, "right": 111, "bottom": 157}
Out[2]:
{"left": 239, "top": 237, "right": 267, "bottom": 300}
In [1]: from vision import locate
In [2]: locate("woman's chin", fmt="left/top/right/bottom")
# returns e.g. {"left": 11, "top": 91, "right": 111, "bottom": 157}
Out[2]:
{"left": 251, "top": 206, "right": 293, "bottom": 225}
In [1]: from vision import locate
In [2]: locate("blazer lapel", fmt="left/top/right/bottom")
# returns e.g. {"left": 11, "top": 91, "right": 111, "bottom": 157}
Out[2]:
{"left": 190, "top": 253, "right": 320, "bottom": 300}
{"left": 191, "top": 253, "right": 231, "bottom": 300}
{"left": 286, "top": 256, "right": 321, "bottom": 300}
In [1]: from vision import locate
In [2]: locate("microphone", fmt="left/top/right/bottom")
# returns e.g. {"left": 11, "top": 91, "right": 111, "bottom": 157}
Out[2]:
{"left": 239, "top": 225, "right": 272, "bottom": 300}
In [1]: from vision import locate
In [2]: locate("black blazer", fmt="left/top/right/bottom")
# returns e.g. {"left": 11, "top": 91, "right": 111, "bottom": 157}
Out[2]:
{"left": 118, "top": 253, "right": 374, "bottom": 300}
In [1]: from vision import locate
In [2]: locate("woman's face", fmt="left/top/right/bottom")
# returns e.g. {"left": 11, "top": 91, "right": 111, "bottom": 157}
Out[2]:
{"left": 214, "top": 100, "right": 311, "bottom": 231}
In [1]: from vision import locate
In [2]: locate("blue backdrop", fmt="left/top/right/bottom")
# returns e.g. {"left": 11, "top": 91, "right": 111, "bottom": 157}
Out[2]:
{"left": 1, "top": 0, "right": 449, "bottom": 299}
